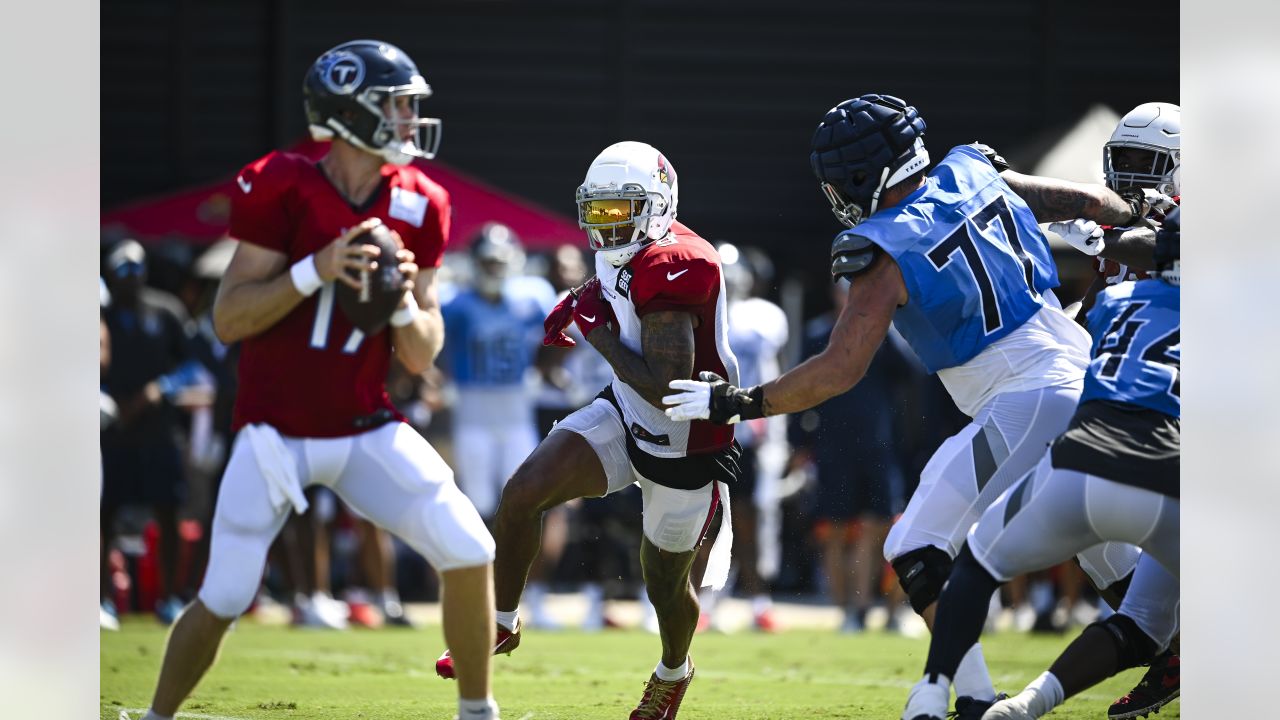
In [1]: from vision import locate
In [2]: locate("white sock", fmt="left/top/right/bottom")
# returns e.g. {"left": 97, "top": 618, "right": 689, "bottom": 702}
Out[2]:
{"left": 142, "top": 711, "right": 173, "bottom": 720}
{"left": 751, "top": 594, "right": 773, "bottom": 615}
{"left": 1024, "top": 671, "right": 1065, "bottom": 714}
{"left": 458, "top": 696, "right": 499, "bottom": 719}
{"left": 378, "top": 588, "right": 401, "bottom": 607}
{"left": 495, "top": 609, "right": 519, "bottom": 632}
{"left": 655, "top": 656, "right": 690, "bottom": 681}
{"left": 954, "top": 642, "right": 997, "bottom": 701}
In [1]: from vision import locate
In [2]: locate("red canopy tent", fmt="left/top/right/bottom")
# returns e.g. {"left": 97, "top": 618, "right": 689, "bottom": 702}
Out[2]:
{"left": 101, "top": 138, "right": 584, "bottom": 251}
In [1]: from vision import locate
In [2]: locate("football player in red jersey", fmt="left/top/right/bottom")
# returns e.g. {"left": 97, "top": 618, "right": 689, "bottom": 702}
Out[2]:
{"left": 137, "top": 40, "right": 500, "bottom": 720}
{"left": 435, "top": 142, "right": 738, "bottom": 720}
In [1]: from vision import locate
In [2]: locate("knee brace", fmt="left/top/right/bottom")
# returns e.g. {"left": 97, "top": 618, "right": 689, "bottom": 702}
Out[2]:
{"left": 1088, "top": 613, "right": 1159, "bottom": 671}
{"left": 891, "top": 545, "right": 954, "bottom": 614}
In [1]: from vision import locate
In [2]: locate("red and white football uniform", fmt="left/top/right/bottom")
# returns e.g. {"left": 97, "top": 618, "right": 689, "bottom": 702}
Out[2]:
{"left": 228, "top": 150, "right": 450, "bottom": 438}
{"left": 596, "top": 221, "right": 740, "bottom": 461}
{"left": 196, "top": 149, "right": 494, "bottom": 621}
{"left": 555, "top": 223, "right": 739, "bottom": 566}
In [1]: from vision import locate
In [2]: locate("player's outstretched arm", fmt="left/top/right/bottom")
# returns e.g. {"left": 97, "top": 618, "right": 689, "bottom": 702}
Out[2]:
{"left": 586, "top": 310, "right": 696, "bottom": 409}
{"left": 757, "top": 252, "right": 904, "bottom": 416}
{"left": 213, "top": 220, "right": 380, "bottom": 343}
{"left": 1000, "top": 170, "right": 1141, "bottom": 226}
{"left": 1100, "top": 226, "right": 1157, "bottom": 271}
{"left": 391, "top": 263, "right": 445, "bottom": 375}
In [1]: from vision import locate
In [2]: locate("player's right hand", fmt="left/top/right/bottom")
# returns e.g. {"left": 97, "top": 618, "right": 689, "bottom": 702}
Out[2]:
{"left": 315, "top": 218, "right": 384, "bottom": 290}
{"left": 1049, "top": 218, "right": 1106, "bottom": 256}
{"left": 543, "top": 288, "right": 579, "bottom": 347}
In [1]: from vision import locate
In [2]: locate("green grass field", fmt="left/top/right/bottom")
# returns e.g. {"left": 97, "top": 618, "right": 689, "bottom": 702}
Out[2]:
{"left": 101, "top": 619, "right": 1178, "bottom": 719}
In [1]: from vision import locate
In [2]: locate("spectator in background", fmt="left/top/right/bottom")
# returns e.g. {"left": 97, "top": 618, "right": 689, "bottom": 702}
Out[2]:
{"left": 100, "top": 239, "right": 214, "bottom": 625}
{"left": 788, "top": 277, "right": 908, "bottom": 632}
{"left": 440, "top": 224, "right": 561, "bottom": 627}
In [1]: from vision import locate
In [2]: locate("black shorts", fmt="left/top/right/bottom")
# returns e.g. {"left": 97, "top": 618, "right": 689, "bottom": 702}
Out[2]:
{"left": 101, "top": 439, "right": 186, "bottom": 507}
{"left": 727, "top": 446, "right": 758, "bottom": 500}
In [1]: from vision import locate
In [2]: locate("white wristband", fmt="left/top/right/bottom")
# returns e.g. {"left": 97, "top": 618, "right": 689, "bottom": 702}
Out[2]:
{"left": 390, "top": 293, "right": 420, "bottom": 328}
{"left": 289, "top": 255, "right": 324, "bottom": 297}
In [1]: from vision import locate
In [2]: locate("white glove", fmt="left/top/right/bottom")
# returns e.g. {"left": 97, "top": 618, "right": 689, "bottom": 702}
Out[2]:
{"left": 663, "top": 379, "right": 712, "bottom": 422}
{"left": 1049, "top": 219, "right": 1106, "bottom": 256}
{"left": 1142, "top": 188, "right": 1177, "bottom": 214}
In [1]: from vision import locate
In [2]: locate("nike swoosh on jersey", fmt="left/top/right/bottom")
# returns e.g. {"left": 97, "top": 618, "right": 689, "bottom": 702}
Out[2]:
{"left": 666, "top": 269, "right": 688, "bottom": 281}
{"left": 580, "top": 314, "right": 597, "bottom": 323}
{"left": 237, "top": 175, "right": 252, "bottom": 193}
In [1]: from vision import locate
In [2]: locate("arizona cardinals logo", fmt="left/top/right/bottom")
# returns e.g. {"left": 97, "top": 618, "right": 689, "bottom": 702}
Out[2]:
{"left": 657, "top": 155, "right": 673, "bottom": 188}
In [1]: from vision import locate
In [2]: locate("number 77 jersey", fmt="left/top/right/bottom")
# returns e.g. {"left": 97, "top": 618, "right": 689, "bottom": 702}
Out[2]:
{"left": 849, "top": 144, "right": 1061, "bottom": 375}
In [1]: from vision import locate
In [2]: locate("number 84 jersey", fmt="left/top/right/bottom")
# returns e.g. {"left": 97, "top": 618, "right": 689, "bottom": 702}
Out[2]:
{"left": 850, "top": 144, "right": 1090, "bottom": 415}
{"left": 227, "top": 150, "right": 451, "bottom": 438}
{"left": 1082, "top": 280, "right": 1180, "bottom": 418}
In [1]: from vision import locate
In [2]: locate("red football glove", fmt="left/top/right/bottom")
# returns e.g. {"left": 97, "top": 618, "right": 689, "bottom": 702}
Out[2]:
{"left": 542, "top": 277, "right": 615, "bottom": 347}
{"left": 571, "top": 276, "right": 614, "bottom": 338}
{"left": 543, "top": 289, "right": 578, "bottom": 347}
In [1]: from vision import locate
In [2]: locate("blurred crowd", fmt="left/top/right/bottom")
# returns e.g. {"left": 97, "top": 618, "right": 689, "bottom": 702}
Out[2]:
{"left": 99, "top": 225, "right": 1106, "bottom": 636}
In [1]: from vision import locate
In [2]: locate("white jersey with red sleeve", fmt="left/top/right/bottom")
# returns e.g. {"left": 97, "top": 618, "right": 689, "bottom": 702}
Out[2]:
{"left": 593, "top": 222, "right": 739, "bottom": 461}
{"left": 228, "top": 149, "right": 450, "bottom": 438}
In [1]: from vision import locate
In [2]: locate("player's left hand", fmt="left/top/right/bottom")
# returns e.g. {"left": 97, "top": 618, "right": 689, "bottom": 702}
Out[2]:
{"left": 1049, "top": 218, "right": 1106, "bottom": 256}
{"left": 664, "top": 371, "right": 764, "bottom": 425}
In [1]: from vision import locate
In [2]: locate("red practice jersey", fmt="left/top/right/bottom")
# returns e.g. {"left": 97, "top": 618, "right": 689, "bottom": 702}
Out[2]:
{"left": 228, "top": 150, "right": 450, "bottom": 437}
{"left": 595, "top": 221, "right": 739, "bottom": 458}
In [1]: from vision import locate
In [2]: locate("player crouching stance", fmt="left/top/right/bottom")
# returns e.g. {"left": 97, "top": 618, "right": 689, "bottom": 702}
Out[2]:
{"left": 435, "top": 142, "right": 740, "bottom": 720}
{"left": 137, "top": 40, "right": 500, "bottom": 720}
{"left": 903, "top": 210, "right": 1181, "bottom": 720}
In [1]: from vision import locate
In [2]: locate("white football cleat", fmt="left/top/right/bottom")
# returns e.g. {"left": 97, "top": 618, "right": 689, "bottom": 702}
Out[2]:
{"left": 902, "top": 675, "right": 949, "bottom": 720}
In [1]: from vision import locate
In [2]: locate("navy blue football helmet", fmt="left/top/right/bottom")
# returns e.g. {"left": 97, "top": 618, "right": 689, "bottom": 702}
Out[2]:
{"left": 809, "top": 94, "right": 930, "bottom": 228}
{"left": 304, "top": 39, "right": 442, "bottom": 165}
{"left": 1154, "top": 206, "right": 1179, "bottom": 286}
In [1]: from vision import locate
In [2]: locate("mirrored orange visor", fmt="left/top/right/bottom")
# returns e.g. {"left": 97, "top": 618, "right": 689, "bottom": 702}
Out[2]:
{"left": 580, "top": 199, "right": 636, "bottom": 226}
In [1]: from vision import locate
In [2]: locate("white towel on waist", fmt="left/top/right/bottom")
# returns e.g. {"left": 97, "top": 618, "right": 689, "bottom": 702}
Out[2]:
{"left": 701, "top": 480, "right": 733, "bottom": 590}
{"left": 243, "top": 423, "right": 309, "bottom": 515}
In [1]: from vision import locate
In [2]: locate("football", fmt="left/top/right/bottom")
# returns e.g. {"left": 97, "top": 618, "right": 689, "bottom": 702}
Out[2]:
{"left": 335, "top": 223, "right": 405, "bottom": 335}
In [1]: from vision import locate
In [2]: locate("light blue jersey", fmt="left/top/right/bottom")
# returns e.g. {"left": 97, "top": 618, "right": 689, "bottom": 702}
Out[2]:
{"left": 849, "top": 144, "right": 1059, "bottom": 373}
{"left": 1082, "top": 280, "right": 1180, "bottom": 418}
{"left": 441, "top": 276, "right": 555, "bottom": 388}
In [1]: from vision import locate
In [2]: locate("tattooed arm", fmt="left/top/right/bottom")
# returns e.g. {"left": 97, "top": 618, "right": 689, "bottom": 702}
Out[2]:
{"left": 1000, "top": 170, "right": 1140, "bottom": 226}
{"left": 1099, "top": 225, "right": 1157, "bottom": 271}
{"left": 586, "top": 310, "right": 696, "bottom": 409}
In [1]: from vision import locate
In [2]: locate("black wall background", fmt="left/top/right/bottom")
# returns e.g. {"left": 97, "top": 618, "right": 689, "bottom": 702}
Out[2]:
{"left": 102, "top": 0, "right": 1179, "bottom": 279}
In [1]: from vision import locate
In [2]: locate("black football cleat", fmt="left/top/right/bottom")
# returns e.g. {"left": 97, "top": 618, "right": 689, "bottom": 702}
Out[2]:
{"left": 949, "top": 693, "right": 1007, "bottom": 720}
{"left": 1108, "top": 652, "right": 1179, "bottom": 719}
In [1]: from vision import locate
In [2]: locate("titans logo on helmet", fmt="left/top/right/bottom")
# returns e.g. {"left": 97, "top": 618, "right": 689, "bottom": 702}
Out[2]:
{"left": 319, "top": 50, "right": 365, "bottom": 96}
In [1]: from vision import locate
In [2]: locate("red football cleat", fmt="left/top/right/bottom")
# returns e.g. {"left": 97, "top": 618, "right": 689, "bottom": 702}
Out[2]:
{"left": 630, "top": 660, "right": 695, "bottom": 720}
{"left": 435, "top": 619, "right": 522, "bottom": 679}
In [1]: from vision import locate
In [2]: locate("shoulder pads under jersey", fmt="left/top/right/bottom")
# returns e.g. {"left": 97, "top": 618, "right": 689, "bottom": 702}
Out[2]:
{"left": 969, "top": 142, "right": 1010, "bottom": 172}
{"left": 831, "top": 232, "right": 881, "bottom": 281}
